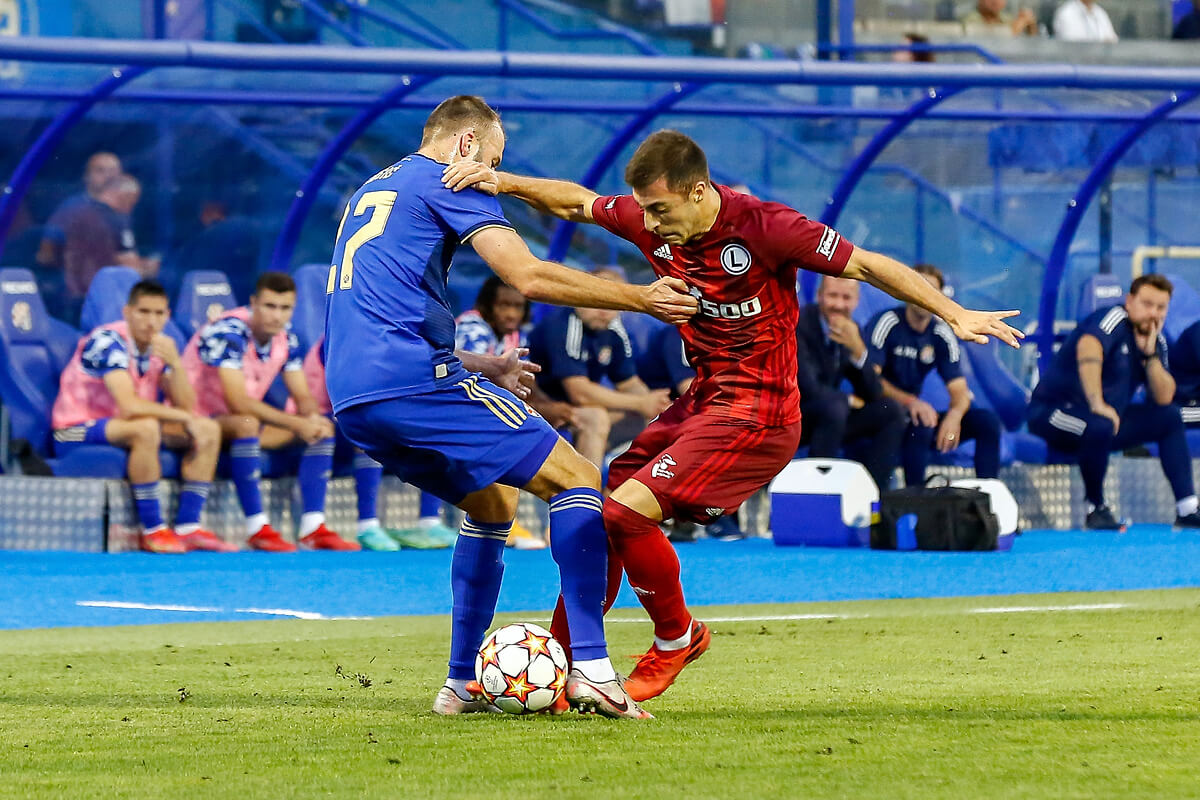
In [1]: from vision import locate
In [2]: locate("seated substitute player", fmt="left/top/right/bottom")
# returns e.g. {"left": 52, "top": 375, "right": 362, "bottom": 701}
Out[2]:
{"left": 1027, "top": 274, "right": 1200, "bottom": 530}
{"left": 183, "top": 271, "right": 358, "bottom": 552}
{"left": 444, "top": 128, "right": 1023, "bottom": 703}
{"left": 52, "top": 280, "right": 228, "bottom": 554}
{"left": 324, "top": 96, "right": 698, "bottom": 719}
{"left": 527, "top": 267, "right": 672, "bottom": 469}
{"left": 1164, "top": 316, "right": 1200, "bottom": 427}
{"left": 289, "top": 336, "right": 443, "bottom": 552}
{"left": 797, "top": 276, "right": 905, "bottom": 491}
{"left": 866, "top": 264, "right": 1003, "bottom": 488}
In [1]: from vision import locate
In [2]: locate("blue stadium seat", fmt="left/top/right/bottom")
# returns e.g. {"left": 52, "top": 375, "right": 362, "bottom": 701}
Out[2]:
{"left": 964, "top": 340, "right": 1030, "bottom": 432}
{"left": 1162, "top": 272, "right": 1200, "bottom": 343}
{"left": 1075, "top": 273, "right": 1124, "bottom": 321}
{"left": 290, "top": 263, "right": 328, "bottom": 351}
{"left": 79, "top": 266, "right": 187, "bottom": 350}
{"left": 0, "top": 268, "right": 179, "bottom": 477}
{"left": 174, "top": 270, "right": 236, "bottom": 339}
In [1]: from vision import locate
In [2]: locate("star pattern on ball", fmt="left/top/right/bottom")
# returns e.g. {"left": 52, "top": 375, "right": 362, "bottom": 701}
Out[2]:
{"left": 519, "top": 629, "right": 551, "bottom": 657}
{"left": 479, "top": 639, "right": 501, "bottom": 668}
{"left": 549, "top": 666, "right": 567, "bottom": 695}
{"left": 503, "top": 670, "right": 535, "bottom": 703}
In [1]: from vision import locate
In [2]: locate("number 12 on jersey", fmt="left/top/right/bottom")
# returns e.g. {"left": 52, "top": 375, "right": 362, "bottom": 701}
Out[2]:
{"left": 328, "top": 190, "right": 397, "bottom": 293}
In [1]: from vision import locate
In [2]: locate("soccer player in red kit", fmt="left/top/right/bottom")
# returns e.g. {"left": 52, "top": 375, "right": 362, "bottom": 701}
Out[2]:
{"left": 443, "top": 130, "right": 1023, "bottom": 703}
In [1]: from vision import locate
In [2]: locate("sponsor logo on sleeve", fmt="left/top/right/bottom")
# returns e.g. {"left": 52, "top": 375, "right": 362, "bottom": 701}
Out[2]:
{"left": 651, "top": 454, "right": 677, "bottom": 480}
{"left": 605, "top": 198, "right": 616, "bottom": 210}
{"left": 816, "top": 226, "right": 841, "bottom": 261}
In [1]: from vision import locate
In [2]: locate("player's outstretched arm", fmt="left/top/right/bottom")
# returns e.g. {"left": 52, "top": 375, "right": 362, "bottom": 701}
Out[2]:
{"left": 842, "top": 248, "right": 1024, "bottom": 348}
{"left": 469, "top": 226, "right": 697, "bottom": 324}
{"left": 442, "top": 163, "right": 598, "bottom": 224}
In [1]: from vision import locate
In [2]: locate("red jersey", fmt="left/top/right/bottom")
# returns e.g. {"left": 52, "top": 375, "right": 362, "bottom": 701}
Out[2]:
{"left": 591, "top": 185, "right": 854, "bottom": 427}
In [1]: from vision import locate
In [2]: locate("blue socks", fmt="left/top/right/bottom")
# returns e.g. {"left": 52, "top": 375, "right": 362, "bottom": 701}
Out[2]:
{"left": 298, "top": 437, "right": 335, "bottom": 514}
{"left": 131, "top": 481, "right": 164, "bottom": 532}
{"left": 175, "top": 481, "right": 211, "bottom": 530}
{"left": 448, "top": 517, "right": 510, "bottom": 681}
{"left": 229, "top": 437, "right": 263, "bottom": 517}
{"left": 353, "top": 451, "right": 381, "bottom": 522}
{"left": 548, "top": 488, "right": 609, "bottom": 661}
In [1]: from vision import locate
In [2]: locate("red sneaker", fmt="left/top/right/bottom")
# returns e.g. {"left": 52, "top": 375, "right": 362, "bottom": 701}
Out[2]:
{"left": 179, "top": 529, "right": 238, "bottom": 553}
{"left": 300, "top": 524, "right": 361, "bottom": 551}
{"left": 624, "top": 620, "right": 711, "bottom": 702}
{"left": 140, "top": 528, "right": 186, "bottom": 554}
{"left": 247, "top": 524, "right": 296, "bottom": 553}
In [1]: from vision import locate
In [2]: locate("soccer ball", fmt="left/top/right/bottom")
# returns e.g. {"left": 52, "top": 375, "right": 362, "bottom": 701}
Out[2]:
{"left": 474, "top": 622, "right": 569, "bottom": 714}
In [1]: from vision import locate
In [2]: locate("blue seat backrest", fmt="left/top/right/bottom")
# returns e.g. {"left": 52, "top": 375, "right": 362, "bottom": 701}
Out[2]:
{"left": 290, "top": 263, "right": 329, "bottom": 352}
{"left": 78, "top": 265, "right": 188, "bottom": 349}
{"left": 1163, "top": 272, "right": 1200, "bottom": 343}
{"left": 0, "top": 268, "right": 67, "bottom": 454}
{"left": 175, "top": 270, "right": 236, "bottom": 338}
{"left": 1076, "top": 273, "right": 1124, "bottom": 321}
{"left": 964, "top": 339, "right": 1029, "bottom": 431}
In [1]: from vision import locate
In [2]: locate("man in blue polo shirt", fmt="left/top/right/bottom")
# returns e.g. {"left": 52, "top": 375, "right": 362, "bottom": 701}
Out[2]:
{"left": 1028, "top": 274, "right": 1200, "bottom": 530}
{"left": 867, "top": 264, "right": 1003, "bottom": 487}
{"left": 527, "top": 267, "right": 672, "bottom": 468}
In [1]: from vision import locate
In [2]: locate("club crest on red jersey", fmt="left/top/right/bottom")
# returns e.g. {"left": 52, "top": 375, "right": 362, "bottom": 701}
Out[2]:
{"left": 720, "top": 243, "right": 752, "bottom": 276}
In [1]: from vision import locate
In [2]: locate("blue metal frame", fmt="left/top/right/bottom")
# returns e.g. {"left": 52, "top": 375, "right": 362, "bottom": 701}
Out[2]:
{"left": 806, "top": 86, "right": 966, "bottom": 299}
{"left": 269, "top": 73, "right": 439, "bottom": 272}
{"left": 326, "top": 0, "right": 461, "bottom": 50}
{"left": 546, "top": 82, "right": 704, "bottom": 262}
{"left": 288, "top": 0, "right": 368, "bottom": 47}
{"left": 0, "top": 65, "right": 149, "bottom": 247}
{"left": 1035, "top": 89, "right": 1200, "bottom": 372}
{"left": 495, "top": 0, "right": 661, "bottom": 55}
{"left": 819, "top": 43, "right": 1005, "bottom": 64}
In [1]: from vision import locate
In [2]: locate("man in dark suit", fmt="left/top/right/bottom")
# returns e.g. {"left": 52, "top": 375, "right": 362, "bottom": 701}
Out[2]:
{"left": 797, "top": 276, "right": 906, "bottom": 489}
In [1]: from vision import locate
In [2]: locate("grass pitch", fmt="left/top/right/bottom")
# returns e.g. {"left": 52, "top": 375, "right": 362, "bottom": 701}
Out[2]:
{"left": 2, "top": 589, "right": 1199, "bottom": 799}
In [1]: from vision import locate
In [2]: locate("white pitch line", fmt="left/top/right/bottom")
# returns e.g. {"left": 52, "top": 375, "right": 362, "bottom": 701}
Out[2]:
{"left": 607, "top": 613, "right": 847, "bottom": 623}
{"left": 968, "top": 602, "right": 1128, "bottom": 614}
{"left": 77, "top": 600, "right": 338, "bottom": 620}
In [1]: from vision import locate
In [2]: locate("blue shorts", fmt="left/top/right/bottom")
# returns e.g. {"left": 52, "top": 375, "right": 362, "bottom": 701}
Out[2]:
{"left": 335, "top": 374, "right": 560, "bottom": 505}
{"left": 52, "top": 418, "right": 110, "bottom": 456}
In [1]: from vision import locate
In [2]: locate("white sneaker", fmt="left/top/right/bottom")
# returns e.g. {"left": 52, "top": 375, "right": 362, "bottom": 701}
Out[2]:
{"left": 431, "top": 684, "right": 500, "bottom": 715}
{"left": 566, "top": 669, "right": 654, "bottom": 720}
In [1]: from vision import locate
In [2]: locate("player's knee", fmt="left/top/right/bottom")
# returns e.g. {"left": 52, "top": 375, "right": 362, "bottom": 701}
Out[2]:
{"left": 467, "top": 486, "right": 519, "bottom": 523}
{"left": 574, "top": 406, "right": 610, "bottom": 437}
{"left": 230, "top": 414, "right": 259, "bottom": 439}
{"left": 192, "top": 418, "right": 221, "bottom": 453}
{"left": 563, "top": 451, "right": 602, "bottom": 493}
{"left": 129, "top": 417, "right": 160, "bottom": 449}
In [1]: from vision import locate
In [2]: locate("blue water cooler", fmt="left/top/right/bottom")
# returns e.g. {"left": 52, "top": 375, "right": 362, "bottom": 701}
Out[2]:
{"left": 768, "top": 458, "right": 879, "bottom": 547}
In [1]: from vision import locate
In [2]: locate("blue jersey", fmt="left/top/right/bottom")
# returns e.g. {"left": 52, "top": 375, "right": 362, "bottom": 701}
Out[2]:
{"left": 80, "top": 328, "right": 155, "bottom": 377}
{"left": 638, "top": 324, "right": 694, "bottom": 395}
{"left": 527, "top": 307, "right": 637, "bottom": 403}
{"left": 197, "top": 316, "right": 303, "bottom": 372}
{"left": 867, "top": 307, "right": 962, "bottom": 395}
{"left": 1031, "top": 305, "right": 1168, "bottom": 414}
{"left": 1172, "top": 318, "right": 1200, "bottom": 404}
{"left": 323, "top": 154, "right": 514, "bottom": 413}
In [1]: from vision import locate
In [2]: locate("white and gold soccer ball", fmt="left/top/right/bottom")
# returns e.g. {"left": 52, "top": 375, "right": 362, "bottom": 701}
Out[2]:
{"left": 474, "top": 622, "right": 569, "bottom": 714}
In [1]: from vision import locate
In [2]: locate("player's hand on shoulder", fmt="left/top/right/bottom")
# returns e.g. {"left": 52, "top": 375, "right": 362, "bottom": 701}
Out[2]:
{"left": 150, "top": 333, "right": 181, "bottom": 367}
{"left": 950, "top": 308, "right": 1024, "bottom": 348}
{"left": 442, "top": 161, "right": 499, "bottom": 195}
{"left": 643, "top": 276, "right": 698, "bottom": 325}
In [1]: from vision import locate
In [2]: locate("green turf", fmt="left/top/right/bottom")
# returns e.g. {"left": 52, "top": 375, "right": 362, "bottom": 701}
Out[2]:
{"left": 2, "top": 589, "right": 1199, "bottom": 799}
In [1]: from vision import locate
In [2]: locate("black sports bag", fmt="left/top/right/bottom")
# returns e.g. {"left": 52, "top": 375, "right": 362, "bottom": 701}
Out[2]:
{"left": 871, "top": 477, "right": 1000, "bottom": 551}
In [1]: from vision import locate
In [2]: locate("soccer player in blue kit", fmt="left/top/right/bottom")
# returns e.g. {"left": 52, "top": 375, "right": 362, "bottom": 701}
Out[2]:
{"left": 324, "top": 96, "right": 698, "bottom": 719}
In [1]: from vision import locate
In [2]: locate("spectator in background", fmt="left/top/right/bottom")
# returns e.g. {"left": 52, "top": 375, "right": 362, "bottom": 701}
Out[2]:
{"left": 169, "top": 198, "right": 260, "bottom": 303}
{"left": 182, "top": 271, "right": 358, "bottom": 552}
{"left": 1053, "top": 0, "right": 1118, "bottom": 42}
{"left": 961, "top": 0, "right": 1038, "bottom": 35}
{"left": 39, "top": 174, "right": 157, "bottom": 324}
{"left": 51, "top": 280, "right": 229, "bottom": 554}
{"left": 1174, "top": 0, "right": 1200, "bottom": 39}
{"left": 867, "top": 264, "right": 1002, "bottom": 487}
{"left": 1027, "top": 275, "right": 1200, "bottom": 530}
{"left": 892, "top": 32, "right": 936, "bottom": 63}
{"left": 797, "top": 276, "right": 906, "bottom": 491}
{"left": 527, "top": 267, "right": 671, "bottom": 469}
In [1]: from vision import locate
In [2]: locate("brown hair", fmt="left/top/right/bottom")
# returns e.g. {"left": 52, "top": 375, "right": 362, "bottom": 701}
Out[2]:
{"left": 421, "top": 95, "right": 501, "bottom": 145}
{"left": 913, "top": 263, "right": 945, "bottom": 290}
{"left": 127, "top": 279, "right": 167, "bottom": 306}
{"left": 1130, "top": 273, "right": 1173, "bottom": 297}
{"left": 255, "top": 271, "right": 296, "bottom": 296}
{"left": 624, "top": 130, "right": 711, "bottom": 194}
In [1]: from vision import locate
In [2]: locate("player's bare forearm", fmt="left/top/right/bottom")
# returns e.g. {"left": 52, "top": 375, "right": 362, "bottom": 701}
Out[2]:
{"left": 842, "top": 248, "right": 1023, "bottom": 347}
{"left": 456, "top": 350, "right": 500, "bottom": 378}
{"left": 945, "top": 377, "right": 972, "bottom": 416}
{"left": 1076, "top": 335, "right": 1107, "bottom": 409}
{"left": 164, "top": 370, "right": 197, "bottom": 413}
{"left": 495, "top": 172, "right": 597, "bottom": 223}
{"left": 879, "top": 376, "right": 916, "bottom": 408}
{"left": 564, "top": 377, "right": 646, "bottom": 413}
{"left": 118, "top": 397, "right": 192, "bottom": 424}
{"left": 1145, "top": 357, "right": 1176, "bottom": 405}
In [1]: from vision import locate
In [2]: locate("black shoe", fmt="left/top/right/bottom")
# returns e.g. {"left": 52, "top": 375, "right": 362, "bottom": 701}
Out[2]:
{"left": 1174, "top": 511, "right": 1200, "bottom": 529}
{"left": 706, "top": 516, "right": 746, "bottom": 542}
{"left": 1085, "top": 505, "right": 1127, "bottom": 531}
{"left": 666, "top": 521, "right": 699, "bottom": 543}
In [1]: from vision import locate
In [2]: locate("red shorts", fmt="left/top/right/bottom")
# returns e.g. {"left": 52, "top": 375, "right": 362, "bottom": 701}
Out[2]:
{"left": 606, "top": 397, "right": 801, "bottom": 525}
